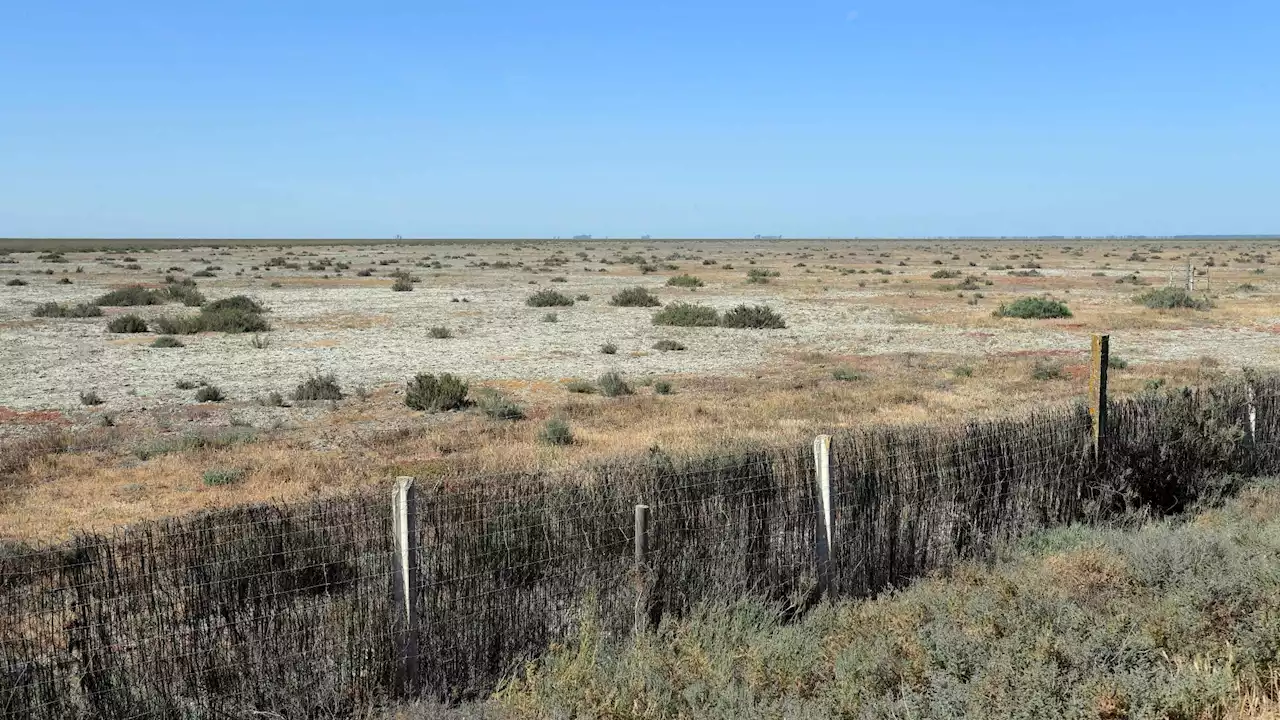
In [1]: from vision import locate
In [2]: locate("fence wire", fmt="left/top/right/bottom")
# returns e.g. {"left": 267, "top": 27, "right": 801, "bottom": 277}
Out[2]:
{"left": 2, "top": 372, "right": 1278, "bottom": 718}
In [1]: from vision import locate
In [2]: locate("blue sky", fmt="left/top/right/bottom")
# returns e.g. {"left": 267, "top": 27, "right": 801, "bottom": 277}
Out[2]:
{"left": 1, "top": 1, "right": 1277, "bottom": 238}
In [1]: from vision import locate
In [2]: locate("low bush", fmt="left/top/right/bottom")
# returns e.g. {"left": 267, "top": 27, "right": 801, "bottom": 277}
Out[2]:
{"left": 5, "top": 278, "right": 27, "bottom": 286}
{"left": 542, "top": 312, "right": 558, "bottom": 323}
{"left": 32, "top": 302, "right": 103, "bottom": 318}
{"left": 651, "top": 340, "right": 685, "bottom": 351}
{"left": 405, "top": 373, "right": 469, "bottom": 411}
{"left": 538, "top": 418, "right": 573, "bottom": 446}
{"left": 953, "top": 365, "right": 974, "bottom": 378}
{"left": 293, "top": 373, "right": 343, "bottom": 402}
{"left": 565, "top": 379, "right": 597, "bottom": 394}
{"left": 202, "top": 468, "right": 243, "bottom": 486}
{"left": 95, "top": 285, "right": 164, "bottom": 306}
{"left": 248, "top": 334, "right": 271, "bottom": 349}
{"left": 600, "top": 342, "right": 618, "bottom": 355}
{"left": 165, "top": 282, "right": 205, "bottom": 306}
{"left": 526, "top": 289, "right": 575, "bottom": 307}
{"left": 428, "top": 326, "right": 454, "bottom": 339}
{"left": 1134, "top": 287, "right": 1212, "bottom": 311}
{"left": 720, "top": 304, "right": 786, "bottom": 329}
{"left": 598, "top": 372, "right": 632, "bottom": 397}
{"left": 204, "top": 296, "right": 265, "bottom": 314}
{"left": 79, "top": 390, "right": 104, "bottom": 406}
{"left": 107, "top": 314, "right": 148, "bottom": 333}
{"left": 746, "top": 268, "right": 779, "bottom": 284}
{"left": 197, "top": 306, "right": 270, "bottom": 333}
{"left": 930, "top": 269, "right": 962, "bottom": 279}
{"left": 610, "top": 287, "right": 661, "bottom": 307}
{"left": 175, "top": 379, "right": 201, "bottom": 390}
{"left": 652, "top": 302, "right": 720, "bottom": 327}
{"left": 151, "top": 336, "right": 184, "bottom": 348}
{"left": 666, "top": 274, "right": 704, "bottom": 288}
{"left": 653, "top": 380, "right": 673, "bottom": 395}
{"left": 195, "top": 385, "right": 225, "bottom": 402}
{"left": 1030, "top": 360, "right": 1065, "bottom": 381}
{"left": 391, "top": 275, "right": 414, "bottom": 291}
{"left": 993, "top": 297, "right": 1072, "bottom": 319}
{"left": 832, "top": 368, "right": 863, "bottom": 382}
{"left": 476, "top": 389, "right": 524, "bottom": 420}
{"left": 1108, "top": 355, "right": 1129, "bottom": 370}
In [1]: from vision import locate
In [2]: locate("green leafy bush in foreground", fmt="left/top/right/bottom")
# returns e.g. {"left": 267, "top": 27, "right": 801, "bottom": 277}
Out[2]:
{"left": 497, "top": 480, "right": 1280, "bottom": 719}
{"left": 993, "top": 296, "right": 1072, "bottom": 319}
{"left": 651, "top": 302, "right": 720, "bottom": 327}
{"left": 405, "top": 372, "right": 469, "bottom": 412}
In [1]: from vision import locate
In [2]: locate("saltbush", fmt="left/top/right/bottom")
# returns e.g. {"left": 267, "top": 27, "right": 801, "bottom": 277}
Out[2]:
{"left": 610, "top": 287, "right": 661, "bottom": 307}
{"left": 293, "top": 373, "right": 343, "bottom": 402}
{"left": 993, "top": 297, "right": 1072, "bottom": 319}
{"left": 1134, "top": 287, "right": 1212, "bottom": 311}
{"left": 652, "top": 302, "right": 720, "bottom": 327}
{"left": 526, "top": 289, "right": 575, "bottom": 307}
{"left": 719, "top": 304, "right": 786, "bottom": 329}
{"left": 405, "top": 373, "right": 469, "bottom": 411}
{"left": 107, "top": 314, "right": 148, "bottom": 333}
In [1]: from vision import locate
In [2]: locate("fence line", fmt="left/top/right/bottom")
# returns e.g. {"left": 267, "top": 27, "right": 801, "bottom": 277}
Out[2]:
{"left": 3, "top": 338, "right": 1279, "bottom": 718}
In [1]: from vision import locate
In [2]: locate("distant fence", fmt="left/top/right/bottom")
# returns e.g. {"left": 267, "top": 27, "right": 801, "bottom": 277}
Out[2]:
{"left": 3, "top": 338, "right": 1280, "bottom": 718}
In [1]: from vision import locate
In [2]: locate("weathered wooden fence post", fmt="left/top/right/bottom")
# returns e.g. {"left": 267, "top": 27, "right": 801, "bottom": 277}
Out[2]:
{"left": 391, "top": 476, "right": 420, "bottom": 692}
{"left": 1247, "top": 383, "right": 1258, "bottom": 445}
{"left": 813, "top": 435, "right": 833, "bottom": 600}
{"left": 1089, "top": 335, "right": 1110, "bottom": 459}
{"left": 634, "top": 504, "right": 650, "bottom": 567}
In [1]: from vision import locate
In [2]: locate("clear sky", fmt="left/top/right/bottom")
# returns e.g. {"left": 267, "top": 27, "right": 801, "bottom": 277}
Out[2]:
{"left": 1, "top": 1, "right": 1277, "bottom": 238}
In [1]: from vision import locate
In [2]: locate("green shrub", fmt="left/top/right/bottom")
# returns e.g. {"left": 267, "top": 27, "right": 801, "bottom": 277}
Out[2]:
{"left": 95, "top": 285, "right": 164, "bottom": 306}
{"left": 993, "top": 297, "right": 1072, "bottom": 319}
{"left": 538, "top": 418, "right": 573, "bottom": 446}
{"left": 204, "top": 296, "right": 265, "bottom": 314}
{"left": 653, "top": 380, "right": 673, "bottom": 395}
{"left": 151, "top": 336, "right": 184, "bottom": 348}
{"left": 34, "top": 302, "right": 103, "bottom": 318}
{"left": 151, "top": 315, "right": 203, "bottom": 335}
{"left": 107, "top": 314, "right": 148, "bottom": 333}
{"left": 198, "top": 306, "right": 270, "bottom": 333}
{"left": 600, "top": 342, "right": 618, "bottom": 355}
{"left": 666, "top": 274, "right": 704, "bottom": 288}
{"left": 542, "top": 312, "right": 558, "bottom": 323}
{"left": 32, "top": 303, "right": 64, "bottom": 318}
{"left": 610, "top": 287, "right": 661, "bottom": 307}
{"left": 202, "top": 468, "right": 243, "bottom": 486}
{"left": 598, "top": 372, "right": 632, "bottom": 397}
{"left": 526, "top": 289, "right": 575, "bottom": 307}
{"left": 165, "top": 282, "right": 206, "bottom": 306}
{"left": 476, "top": 389, "right": 524, "bottom": 420}
{"left": 720, "top": 304, "right": 786, "bottom": 329}
{"left": 261, "top": 391, "right": 286, "bottom": 407}
{"left": 1134, "top": 287, "right": 1213, "bottom": 310}
{"left": 565, "top": 379, "right": 596, "bottom": 394}
{"left": 575, "top": 293, "right": 590, "bottom": 301}
{"left": 953, "top": 365, "right": 974, "bottom": 378}
{"left": 195, "top": 385, "right": 225, "bottom": 402}
{"left": 293, "top": 373, "right": 343, "bottom": 402}
{"left": 405, "top": 373, "right": 469, "bottom": 411}
{"left": 428, "top": 326, "right": 454, "bottom": 339}
{"left": 6, "top": 278, "right": 27, "bottom": 286}
{"left": 392, "top": 275, "right": 414, "bottom": 291}
{"left": 832, "top": 368, "right": 863, "bottom": 382}
{"left": 1030, "top": 360, "right": 1065, "bottom": 381}
{"left": 67, "top": 303, "right": 102, "bottom": 318}
{"left": 930, "top": 269, "right": 962, "bottom": 279}
{"left": 1108, "top": 355, "right": 1129, "bottom": 370}
{"left": 652, "top": 340, "right": 685, "bottom": 351}
{"left": 248, "top": 334, "right": 271, "bottom": 349}
{"left": 79, "top": 390, "right": 104, "bottom": 406}
{"left": 175, "top": 379, "right": 201, "bottom": 390}
{"left": 652, "top": 302, "right": 720, "bottom": 327}
{"left": 746, "top": 268, "right": 779, "bottom": 284}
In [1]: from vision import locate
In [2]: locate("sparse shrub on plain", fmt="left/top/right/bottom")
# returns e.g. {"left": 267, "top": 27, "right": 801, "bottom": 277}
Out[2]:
{"left": 993, "top": 297, "right": 1072, "bottom": 319}
{"left": 95, "top": 285, "right": 164, "bottom": 306}
{"left": 538, "top": 418, "right": 573, "bottom": 446}
{"left": 248, "top": 334, "right": 271, "bottom": 349}
{"left": 405, "top": 373, "right": 469, "bottom": 412}
{"left": 476, "top": 389, "right": 525, "bottom": 420}
{"left": 653, "top": 380, "right": 673, "bottom": 395}
{"left": 32, "top": 303, "right": 65, "bottom": 318}
{"left": 1134, "top": 287, "right": 1212, "bottom": 310}
{"left": 428, "top": 326, "right": 454, "bottom": 339}
{"left": 575, "top": 293, "right": 590, "bottom": 301}
{"left": 195, "top": 385, "right": 225, "bottom": 402}
{"left": 1030, "top": 360, "right": 1065, "bottom": 381}
{"left": 202, "top": 468, "right": 243, "bottom": 486}
{"left": 1108, "top": 355, "right": 1129, "bottom": 370}
{"left": 719, "top": 304, "right": 786, "bottom": 329}
{"left": 746, "top": 268, "right": 779, "bottom": 284}
{"left": 33, "top": 302, "right": 103, "bottom": 318}
{"left": 652, "top": 340, "right": 685, "bottom": 351}
{"left": 391, "top": 275, "right": 414, "bottom": 291}
{"left": 666, "top": 274, "right": 704, "bottom": 288}
{"left": 107, "top": 314, "right": 148, "bottom": 333}
{"left": 204, "top": 296, "right": 265, "bottom": 314}
{"left": 262, "top": 391, "right": 286, "bottom": 407}
{"left": 610, "top": 287, "right": 661, "bottom": 307}
{"left": 79, "top": 390, "right": 104, "bottom": 406}
{"left": 565, "top": 379, "right": 597, "bottom": 394}
{"left": 652, "top": 302, "right": 720, "bottom": 327}
{"left": 293, "top": 373, "right": 343, "bottom": 402}
{"left": 542, "top": 312, "right": 558, "bottom": 323}
{"left": 832, "top": 368, "right": 863, "bottom": 382}
{"left": 600, "top": 342, "right": 618, "bottom": 355}
{"left": 930, "top": 269, "right": 962, "bottom": 279}
{"left": 198, "top": 306, "right": 270, "bottom": 333}
{"left": 953, "top": 364, "right": 974, "bottom": 378}
{"left": 526, "top": 289, "right": 575, "bottom": 307}
{"left": 151, "top": 336, "right": 184, "bottom": 348}
{"left": 5, "top": 279, "right": 26, "bottom": 286}
{"left": 598, "top": 372, "right": 632, "bottom": 397}
{"left": 175, "top": 379, "right": 201, "bottom": 390}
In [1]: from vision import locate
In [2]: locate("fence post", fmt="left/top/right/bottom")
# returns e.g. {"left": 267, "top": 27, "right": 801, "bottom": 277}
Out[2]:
{"left": 634, "top": 504, "right": 650, "bottom": 567}
{"left": 1247, "top": 383, "right": 1258, "bottom": 444}
{"left": 391, "top": 476, "right": 419, "bottom": 692}
{"left": 1089, "top": 335, "right": 1110, "bottom": 459}
{"left": 813, "top": 435, "right": 833, "bottom": 600}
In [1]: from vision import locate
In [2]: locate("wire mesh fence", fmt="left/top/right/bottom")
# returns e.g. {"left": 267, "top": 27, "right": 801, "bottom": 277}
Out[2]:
{"left": 2, "top": 371, "right": 1279, "bottom": 718}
